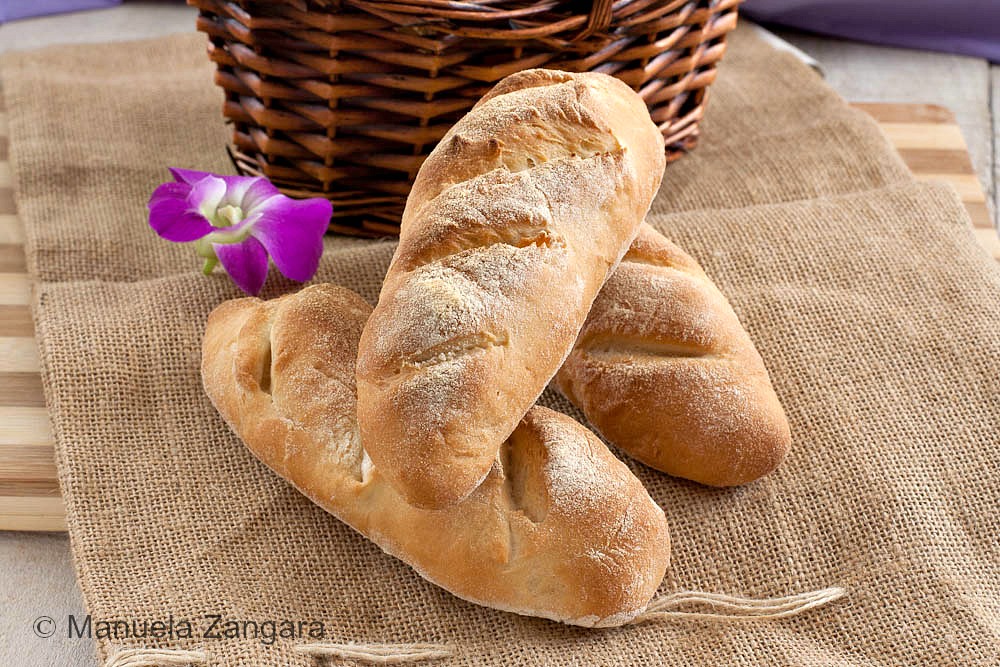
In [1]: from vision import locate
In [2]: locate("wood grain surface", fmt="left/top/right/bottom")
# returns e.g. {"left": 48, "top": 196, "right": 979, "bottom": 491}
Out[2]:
{"left": 0, "top": 102, "right": 996, "bottom": 532}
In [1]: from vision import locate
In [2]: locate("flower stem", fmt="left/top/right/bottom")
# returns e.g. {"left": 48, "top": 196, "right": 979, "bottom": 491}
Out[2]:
{"left": 201, "top": 256, "right": 219, "bottom": 275}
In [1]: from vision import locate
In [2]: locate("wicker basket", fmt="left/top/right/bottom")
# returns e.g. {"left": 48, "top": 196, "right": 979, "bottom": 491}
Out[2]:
{"left": 190, "top": 0, "right": 741, "bottom": 236}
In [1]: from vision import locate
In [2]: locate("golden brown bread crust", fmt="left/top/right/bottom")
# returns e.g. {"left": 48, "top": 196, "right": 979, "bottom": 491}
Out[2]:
{"left": 357, "top": 69, "right": 666, "bottom": 509}
{"left": 202, "top": 284, "right": 670, "bottom": 627}
{"left": 556, "top": 224, "right": 792, "bottom": 486}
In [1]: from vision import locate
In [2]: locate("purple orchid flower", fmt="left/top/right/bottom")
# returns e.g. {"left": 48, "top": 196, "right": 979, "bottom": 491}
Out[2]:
{"left": 147, "top": 168, "right": 331, "bottom": 295}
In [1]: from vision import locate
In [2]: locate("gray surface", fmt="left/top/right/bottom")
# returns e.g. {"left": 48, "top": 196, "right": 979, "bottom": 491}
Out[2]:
{"left": 0, "top": 5, "right": 997, "bottom": 667}
{"left": 0, "top": 532, "right": 94, "bottom": 667}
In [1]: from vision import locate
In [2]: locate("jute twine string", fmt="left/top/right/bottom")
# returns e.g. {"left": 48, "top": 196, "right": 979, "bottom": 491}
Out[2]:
{"left": 102, "top": 648, "right": 208, "bottom": 667}
{"left": 100, "top": 587, "right": 845, "bottom": 665}
{"left": 630, "top": 586, "right": 848, "bottom": 624}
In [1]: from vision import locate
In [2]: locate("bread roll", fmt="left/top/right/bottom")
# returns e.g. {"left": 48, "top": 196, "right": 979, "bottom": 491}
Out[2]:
{"left": 202, "top": 284, "right": 670, "bottom": 627}
{"left": 556, "top": 224, "right": 791, "bottom": 486}
{"left": 357, "top": 69, "right": 666, "bottom": 509}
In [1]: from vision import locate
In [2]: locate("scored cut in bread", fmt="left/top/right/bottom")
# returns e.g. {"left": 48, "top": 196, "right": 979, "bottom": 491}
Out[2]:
{"left": 557, "top": 223, "right": 792, "bottom": 486}
{"left": 202, "top": 284, "right": 671, "bottom": 627}
{"left": 356, "top": 69, "right": 666, "bottom": 509}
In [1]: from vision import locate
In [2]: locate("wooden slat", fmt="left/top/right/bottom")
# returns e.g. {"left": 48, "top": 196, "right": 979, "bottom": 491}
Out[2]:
{"left": 851, "top": 102, "right": 955, "bottom": 124}
{"left": 0, "top": 444, "right": 59, "bottom": 485}
{"left": 0, "top": 188, "right": 14, "bottom": 215}
{"left": 0, "top": 95, "right": 51, "bottom": 530}
{"left": 0, "top": 496, "right": 66, "bottom": 532}
{"left": 0, "top": 479, "right": 61, "bottom": 496}
{"left": 896, "top": 148, "right": 977, "bottom": 176}
{"left": 0, "top": 373, "right": 45, "bottom": 407}
{"left": 0, "top": 305, "right": 33, "bottom": 337}
{"left": 0, "top": 337, "right": 39, "bottom": 373}
{"left": 0, "top": 271, "right": 31, "bottom": 305}
{"left": 879, "top": 122, "right": 967, "bottom": 151}
{"left": 0, "top": 243, "right": 27, "bottom": 272}
{"left": 0, "top": 214, "right": 25, "bottom": 244}
{"left": 0, "top": 406, "right": 52, "bottom": 446}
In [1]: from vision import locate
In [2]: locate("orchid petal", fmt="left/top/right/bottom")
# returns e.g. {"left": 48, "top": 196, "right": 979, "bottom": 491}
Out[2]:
{"left": 148, "top": 182, "right": 214, "bottom": 242}
{"left": 171, "top": 168, "right": 275, "bottom": 207}
{"left": 188, "top": 175, "right": 227, "bottom": 222}
{"left": 214, "top": 236, "right": 269, "bottom": 295}
{"left": 148, "top": 181, "right": 190, "bottom": 208}
{"left": 238, "top": 177, "right": 282, "bottom": 213}
{"left": 169, "top": 167, "right": 215, "bottom": 185}
{"left": 249, "top": 196, "right": 331, "bottom": 282}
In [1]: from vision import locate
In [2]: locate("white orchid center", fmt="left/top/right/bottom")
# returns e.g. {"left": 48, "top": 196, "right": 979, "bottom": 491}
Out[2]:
{"left": 215, "top": 204, "right": 245, "bottom": 228}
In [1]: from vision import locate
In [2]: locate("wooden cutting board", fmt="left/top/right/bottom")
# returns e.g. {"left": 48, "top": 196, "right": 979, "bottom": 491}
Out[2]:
{"left": 0, "top": 102, "right": 997, "bottom": 532}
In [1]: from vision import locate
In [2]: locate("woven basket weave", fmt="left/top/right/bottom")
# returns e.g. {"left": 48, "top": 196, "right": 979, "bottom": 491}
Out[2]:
{"left": 190, "top": 0, "right": 742, "bottom": 237}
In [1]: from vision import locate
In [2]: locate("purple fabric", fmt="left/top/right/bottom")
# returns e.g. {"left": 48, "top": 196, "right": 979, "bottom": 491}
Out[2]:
{"left": 0, "top": 0, "right": 121, "bottom": 23}
{"left": 742, "top": 1, "right": 1000, "bottom": 63}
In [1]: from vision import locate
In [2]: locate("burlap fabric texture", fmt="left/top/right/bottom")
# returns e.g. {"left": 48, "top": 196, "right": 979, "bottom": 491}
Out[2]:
{"left": 3, "top": 25, "right": 999, "bottom": 667}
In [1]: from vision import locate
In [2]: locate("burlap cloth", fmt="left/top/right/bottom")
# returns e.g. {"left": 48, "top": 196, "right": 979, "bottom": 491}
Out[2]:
{"left": 3, "top": 26, "right": 999, "bottom": 666}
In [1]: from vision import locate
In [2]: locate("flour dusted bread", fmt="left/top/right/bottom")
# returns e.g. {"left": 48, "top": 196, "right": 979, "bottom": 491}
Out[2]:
{"left": 557, "top": 224, "right": 791, "bottom": 486}
{"left": 202, "top": 284, "right": 670, "bottom": 627}
{"left": 357, "top": 69, "right": 666, "bottom": 509}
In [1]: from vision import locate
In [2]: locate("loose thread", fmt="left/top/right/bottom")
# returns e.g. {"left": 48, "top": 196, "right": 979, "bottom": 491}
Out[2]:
{"left": 631, "top": 586, "right": 848, "bottom": 624}
{"left": 294, "top": 642, "right": 453, "bottom": 664}
{"left": 102, "top": 648, "right": 207, "bottom": 667}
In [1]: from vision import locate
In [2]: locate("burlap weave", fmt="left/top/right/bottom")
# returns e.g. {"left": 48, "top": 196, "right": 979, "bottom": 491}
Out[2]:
{"left": 3, "top": 26, "right": 999, "bottom": 666}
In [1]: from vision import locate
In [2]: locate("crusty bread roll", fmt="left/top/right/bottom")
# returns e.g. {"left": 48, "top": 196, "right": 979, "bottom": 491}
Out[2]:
{"left": 357, "top": 69, "right": 666, "bottom": 509}
{"left": 202, "top": 284, "right": 670, "bottom": 627}
{"left": 556, "top": 224, "right": 792, "bottom": 486}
